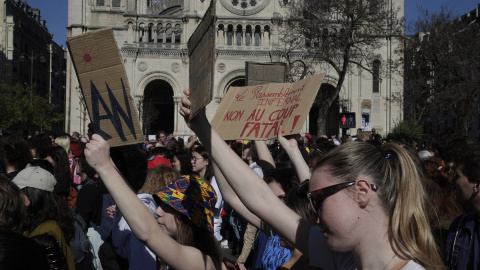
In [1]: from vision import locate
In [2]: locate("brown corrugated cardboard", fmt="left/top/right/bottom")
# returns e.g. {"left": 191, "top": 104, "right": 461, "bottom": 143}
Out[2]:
{"left": 246, "top": 62, "right": 287, "bottom": 86}
{"left": 188, "top": 0, "right": 216, "bottom": 120}
{"left": 66, "top": 28, "right": 143, "bottom": 147}
{"left": 211, "top": 73, "right": 325, "bottom": 140}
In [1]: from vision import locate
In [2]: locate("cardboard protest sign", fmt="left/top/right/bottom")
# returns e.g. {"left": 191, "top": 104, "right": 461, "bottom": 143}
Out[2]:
{"left": 188, "top": 0, "right": 216, "bottom": 120}
{"left": 246, "top": 62, "right": 287, "bottom": 86}
{"left": 211, "top": 73, "right": 325, "bottom": 140}
{"left": 66, "top": 28, "right": 143, "bottom": 147}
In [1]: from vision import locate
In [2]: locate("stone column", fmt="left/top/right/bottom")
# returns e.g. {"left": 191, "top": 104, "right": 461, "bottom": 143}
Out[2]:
{"left": 174, "top": 96, "right": 181, "bottom": 133}
{"left": 233, "top": 29, "right": 237, "bottom": 46}
{"left": 153, "top": 25, "right": 157, "bottom": 43}
{"left": 134, "top": 26, "right": 140, "bottom": 43}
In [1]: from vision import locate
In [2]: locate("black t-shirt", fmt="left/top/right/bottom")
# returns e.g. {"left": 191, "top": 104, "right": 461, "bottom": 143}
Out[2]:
{"left": 75, "top": 179, "right": 103, "bottom": 229}
{"left": 52, "top": 171, "right": 71, "bottom": 198}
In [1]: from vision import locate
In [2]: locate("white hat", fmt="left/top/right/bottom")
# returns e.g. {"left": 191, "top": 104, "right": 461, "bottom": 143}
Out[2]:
{"left": 12, "top": 167, "right": 57, "bottom": 192}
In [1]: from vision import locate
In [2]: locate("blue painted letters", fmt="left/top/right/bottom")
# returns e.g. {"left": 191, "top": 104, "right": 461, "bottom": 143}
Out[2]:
{"left": 90, "top": 79, "right": 137, "bottom": 141}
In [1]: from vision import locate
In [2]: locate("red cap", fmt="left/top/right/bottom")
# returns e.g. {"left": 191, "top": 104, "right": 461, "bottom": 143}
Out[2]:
{"left": 147, "top": 156, "right": 172, "bottom": 169}
{"left": 70, "top": 141, "right": 83, "bottom": 158}
{"left": 305, "top": 133, "right": 312, "bottom": 140}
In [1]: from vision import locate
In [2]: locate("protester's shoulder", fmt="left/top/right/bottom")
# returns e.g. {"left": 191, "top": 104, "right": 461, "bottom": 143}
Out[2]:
{"left": 401, "top": 261, "right": 425, "bottom": 270}
{"left": 77, "top": 181, "right": 101, "bottom": 198}
{"left": 448, "top": 211, "right": 477, "bottom": 232}
{"left": 137, "top": 193, "right": 157, "bottom": 214}
{"left": 25, "top": 220, "right": 63, "bottom": 238}
{"left": 251, "top": 163, "right": 264, "bottom": 178}
{"left": 79, "top": 180, "right": 98, "bottom": 191}
{"left": 308, "top": 226, "right": 355, "bottom": 270}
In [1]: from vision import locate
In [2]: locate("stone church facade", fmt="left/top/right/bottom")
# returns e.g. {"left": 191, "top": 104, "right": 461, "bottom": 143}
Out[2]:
{"left": 65, "top": 0, "right": 404, "bottom": 139}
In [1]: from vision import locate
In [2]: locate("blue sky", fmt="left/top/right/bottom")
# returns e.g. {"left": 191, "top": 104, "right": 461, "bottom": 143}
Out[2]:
{"left": 25, "top": 0, "right": 480, "bottom": 46}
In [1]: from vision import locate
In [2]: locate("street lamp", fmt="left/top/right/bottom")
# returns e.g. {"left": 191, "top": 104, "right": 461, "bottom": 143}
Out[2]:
{"left": 19, "top": 50, "right": 46, "bottom": 105}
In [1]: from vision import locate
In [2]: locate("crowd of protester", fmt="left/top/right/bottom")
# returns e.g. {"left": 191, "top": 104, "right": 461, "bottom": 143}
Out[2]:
{"left": 0, "top": 94, "right": 479, "bottom": 269}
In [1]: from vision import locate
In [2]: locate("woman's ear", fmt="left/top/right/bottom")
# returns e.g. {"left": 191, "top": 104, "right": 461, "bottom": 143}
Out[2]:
{"left": 354, "top": 179, "right": 373, "bottom": 208}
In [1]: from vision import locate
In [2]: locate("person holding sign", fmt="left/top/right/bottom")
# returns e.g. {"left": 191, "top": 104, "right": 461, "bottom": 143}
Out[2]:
{"left": 179, "top": 88, "right": 445, "bottom": 270}
{"left": 81, "top": 134, "right": 220, "bottom": 270}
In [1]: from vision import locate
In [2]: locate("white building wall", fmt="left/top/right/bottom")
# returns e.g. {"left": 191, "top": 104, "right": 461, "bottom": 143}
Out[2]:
{"left": 65, "top": 0, "right": 404, "bottom": 138}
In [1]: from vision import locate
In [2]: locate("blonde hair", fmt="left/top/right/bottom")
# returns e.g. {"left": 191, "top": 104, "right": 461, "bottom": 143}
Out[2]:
{"left": 315, "top": 142, "right": 445, "bottom": 269}
{"left": 174, "top": 208, "right": 220, "bottom": 270}
{"left": 138, "top": 166, "right": 179, "bottom": 194}
{"left": 54, "top": 135, "right": 71, "bottom": 155}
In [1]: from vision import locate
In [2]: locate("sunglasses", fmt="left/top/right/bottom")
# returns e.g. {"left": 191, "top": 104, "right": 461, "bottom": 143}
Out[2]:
{"left": 307, "top": 181, "right": 379, "bottom": 215}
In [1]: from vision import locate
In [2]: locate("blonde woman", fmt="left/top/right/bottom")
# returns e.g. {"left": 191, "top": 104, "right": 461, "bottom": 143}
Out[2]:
{"left": 55, "top": 135, "right": 72, "bottom": 155}
{"left": 54, "top": 135, "right": 76, "bottom": 181}
{"left": 180, "top": 89, "right": 445, "bottom": 270}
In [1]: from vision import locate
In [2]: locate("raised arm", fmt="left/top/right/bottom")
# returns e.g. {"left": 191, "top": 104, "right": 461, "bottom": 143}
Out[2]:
{"left": 212, "top": 161, "right": 262, "bottom": 229}
{"left": 180, "top": 90, "right": 311, "bottom": 254}
{"left": 277, "top": 126, "right": 311, "bottom": 183}
{"left": 82, "top": 135, "right": 215, "bottom": 270}
{"left": 254, "top": 140, "right": 276, "bottom": 168}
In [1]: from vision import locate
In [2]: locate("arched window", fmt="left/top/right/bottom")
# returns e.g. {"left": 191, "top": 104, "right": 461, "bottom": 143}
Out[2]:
{"left": 148, "top": 23, "right": 154, "bottom": 42}
{"left": 264, "top": 25, "right": 270, "bottom": 46}
{"left": 372, "top": 60, "right": 380, "bottom": 93}
{"left": 157, "top": 23, "right": 164, "bottom": 43}
{"left": 305, "top": 34, "right": 311, "bottom": 47}
{"left": 218, "top": 24, "right": 225, "bottom": 45}
{"left": 245, "top": 25, "right": 252, "bottom": 46}
{"left": 96, "top": 0, "right": 105, "bottom": 6}
{"left": 236, "top": 25, "right": 243, "bottom": 46}
{"left": 112, "top": 0, "right": 121, "bottom": 7}
{"left": 227, "top": 25, "right": 233, "bottom": 45}
{"left": 174, "top": 24, "right": 181, "bottom": 44}
{"left": 143, "top": 80, "right": 174, "bottom": 135}
{"left": 139, "top": 23, "right": 146, "bottom": 42}
{"left": 369, "top": 0, "right": 378, "bottom": 14}
{"left": 127, "top": 22, "right": 134, "bottom": 43}
{"left": 165, "top": 23, "right": 172, "bottom": 43}
{"left": 254, "top": 25, "right": 261, "bottom": 46}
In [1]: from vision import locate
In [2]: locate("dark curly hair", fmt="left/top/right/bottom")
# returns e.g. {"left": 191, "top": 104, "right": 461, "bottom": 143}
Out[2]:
{"left": 22, "top": 187, "right": 74, "bottom": 243}
{"left": 77, "top": 154, "right": 97, "bottom": 179}
{"left": 263, "top": 167, "right": 298, "bottom": 197}
{"left": 3, "top": 137, "right": 31, "bottom": 172}
{"left": 28, "top": 159, "right": 55, "bottom": 175}
{"left": 29, "top": 134, "right": 52, "bottom": 159}
{"left": 192, "top": 146, "right": 213, "bottom": 181}
{"left": 47, "top": 146, "right": 71, "bottom": 176}
{"left": 455, "top": 144, "right": 480, "bottom": 185}
{"left": 423, "top": 157, "right": 463, "bottom": 229}
{"left": 0, "top": 175, "right": 25, "bottom": 232}
{"left": 173, "top": 150, "right": 193, "bottom": 176}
